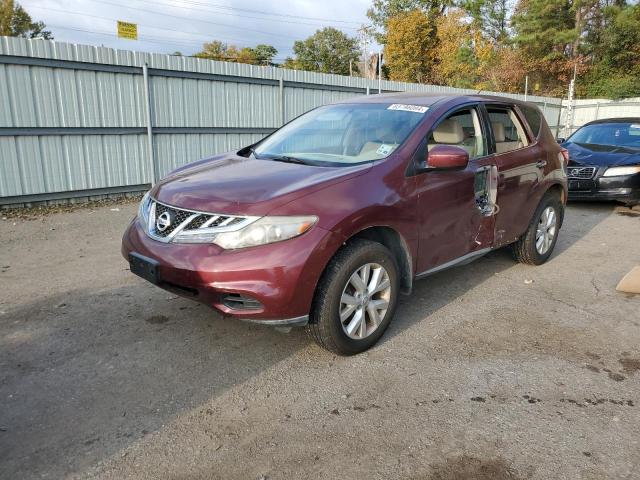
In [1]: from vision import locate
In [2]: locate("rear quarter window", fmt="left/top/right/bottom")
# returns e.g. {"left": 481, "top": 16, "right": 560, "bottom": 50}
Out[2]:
{"left": 521, "top": 106, "right": 542, "bottom": 138}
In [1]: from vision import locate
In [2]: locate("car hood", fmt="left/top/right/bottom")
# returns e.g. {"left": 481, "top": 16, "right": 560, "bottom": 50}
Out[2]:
{"left": 564, "top": 141, "right": 640, "bottom": 167}
{"left": 151, "top": 152, "right": 372, "bottom": 216}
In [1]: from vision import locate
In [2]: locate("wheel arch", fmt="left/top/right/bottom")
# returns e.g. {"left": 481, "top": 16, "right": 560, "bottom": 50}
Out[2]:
{"left": 345, "top": 226, "right": 414, "bottom": 295}
{"left": 541, "top": 182, "right": 566, "bottom": 226}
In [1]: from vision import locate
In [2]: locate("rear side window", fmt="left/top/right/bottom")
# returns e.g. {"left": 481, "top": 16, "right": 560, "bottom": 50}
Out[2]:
{"left": 487, "top": 106, "right": 530, "bottom": 154}
{"left": 521, "top": 105, "right": 542, "bottom": 138}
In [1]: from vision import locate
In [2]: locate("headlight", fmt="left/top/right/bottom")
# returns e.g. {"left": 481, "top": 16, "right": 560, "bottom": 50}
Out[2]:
{"left": 138, "top": 192, "right": 151, "bottom": 226}
{"left": 211, "top": 215, "right": 318, "bottom": 249}
{"left": 603, "top": 165, "right": 640, "bottom": 177}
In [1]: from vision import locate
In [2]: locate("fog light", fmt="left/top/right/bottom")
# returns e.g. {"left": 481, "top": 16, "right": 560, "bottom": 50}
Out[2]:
{"left": 222, "top": 294, "right": 263, "bottom": 310}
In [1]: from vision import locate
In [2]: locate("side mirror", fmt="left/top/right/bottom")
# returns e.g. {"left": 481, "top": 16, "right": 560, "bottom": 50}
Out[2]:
{"left": 556, "top": 137, "right": 566, "bottom": 144}
{"left": 426, "top": 145, "right": 469, "bottom": 170}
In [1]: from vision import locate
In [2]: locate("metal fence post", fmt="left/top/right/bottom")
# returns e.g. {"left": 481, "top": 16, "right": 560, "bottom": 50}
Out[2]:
{"left": 142, "top": 64, "right": 157, "bottom": 185}
{"left": 594, "top": 102, "right": 600, "bottom": 120}
{"left": 555, "top": 103, "right": 563, "bottom": 138}
{"left": 279, "top": 77, "right": 285, "bottom": 126}
{"left": 378, "top": 51, "right": 382, "bottom": 94}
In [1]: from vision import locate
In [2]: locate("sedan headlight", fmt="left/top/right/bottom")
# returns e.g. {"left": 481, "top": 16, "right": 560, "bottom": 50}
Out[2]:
{"left": 138, "top": 191, "right": 151, "bottom": 226}
{"left": 211, "top": 215, "right": 318, "bottom": 249}
{"left": 603, "top": 165, "right": 640, "bottom": 177}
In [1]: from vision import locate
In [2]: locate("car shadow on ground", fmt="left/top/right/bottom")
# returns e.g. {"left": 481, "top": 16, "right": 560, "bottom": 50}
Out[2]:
{"left": 0, "top": 282, "right": 303, "bottom": 479}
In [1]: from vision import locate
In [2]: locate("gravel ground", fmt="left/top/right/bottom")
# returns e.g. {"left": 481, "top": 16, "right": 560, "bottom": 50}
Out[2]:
{"left": 1, "top": 201, "right": 639, "bottom": 480}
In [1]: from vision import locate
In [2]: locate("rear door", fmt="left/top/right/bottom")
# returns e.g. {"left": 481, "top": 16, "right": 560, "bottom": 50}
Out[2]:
{"left": 483, "top": 103, "right": 541, "bottom": 246}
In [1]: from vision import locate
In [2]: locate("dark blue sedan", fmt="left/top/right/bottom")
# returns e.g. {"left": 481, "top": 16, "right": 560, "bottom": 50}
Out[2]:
{"left": 561, "top": 118, "right": 640, "bottom": 206}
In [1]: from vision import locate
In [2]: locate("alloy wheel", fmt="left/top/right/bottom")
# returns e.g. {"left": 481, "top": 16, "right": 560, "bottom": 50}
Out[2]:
{"left": 535, "top": 206, "right": 557, "bottom": 255}
{"left": 339, "top": 263, "right": 392, "bottom": 340}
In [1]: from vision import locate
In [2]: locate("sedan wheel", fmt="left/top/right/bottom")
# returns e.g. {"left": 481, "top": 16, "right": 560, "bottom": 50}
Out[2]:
{"left": 339, "top": 263, "right": 391, "bottom": 340}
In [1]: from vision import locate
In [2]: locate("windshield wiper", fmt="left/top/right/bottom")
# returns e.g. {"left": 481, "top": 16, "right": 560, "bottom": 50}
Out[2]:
{"left": 264, "top": 155, "right": 309, "bottom": 165}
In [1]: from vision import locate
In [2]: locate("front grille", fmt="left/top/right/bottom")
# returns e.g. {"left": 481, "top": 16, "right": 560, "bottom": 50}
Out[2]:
{"left": 144, "top": 199, "right": 254, "bottom": 243}
{"left": 152, "top": 202, "right": 194, "bottom": 238}
{"left": 567, "top": 166, "right": 596, "bottom": 179}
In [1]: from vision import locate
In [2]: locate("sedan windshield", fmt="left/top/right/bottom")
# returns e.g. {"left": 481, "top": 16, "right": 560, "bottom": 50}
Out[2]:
{"left": 569, "top": 122, "right": 640, "bottom": 149}
{"left": 253, "top": 103, "right": 428, "bottom": 166}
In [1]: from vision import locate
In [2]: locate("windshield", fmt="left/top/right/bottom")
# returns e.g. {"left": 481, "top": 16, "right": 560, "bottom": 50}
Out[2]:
{"left": 253, "top": 103, "right": 428, "bottom": 166}
{"left": 569, "top": 122, "right": 640, "bottom": 149}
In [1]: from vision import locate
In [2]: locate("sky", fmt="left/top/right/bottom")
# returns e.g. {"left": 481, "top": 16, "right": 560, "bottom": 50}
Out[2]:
{"left": 20, "top": 0, "right": 375, "bottom": 60}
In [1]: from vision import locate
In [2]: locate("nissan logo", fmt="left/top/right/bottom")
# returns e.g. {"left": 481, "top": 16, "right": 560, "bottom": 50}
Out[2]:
{"left": 156, "top": 211, "right": 173, "bottom": 232}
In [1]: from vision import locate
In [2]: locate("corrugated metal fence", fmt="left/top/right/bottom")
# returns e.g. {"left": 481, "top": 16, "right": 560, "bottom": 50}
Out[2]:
{"left": 0, "top": 37, "right": 564, "bottom": 205}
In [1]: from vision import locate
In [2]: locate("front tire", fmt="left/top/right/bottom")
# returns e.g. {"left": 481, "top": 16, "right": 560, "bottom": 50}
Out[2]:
{"left": 512, "top": 192, "right": 563, "bottom": 265}
{"left": 306, "top": 239, "right": 399, "bottom": 355}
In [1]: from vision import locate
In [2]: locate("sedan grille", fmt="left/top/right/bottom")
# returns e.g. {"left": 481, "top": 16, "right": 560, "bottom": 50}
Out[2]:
{"left": 567, "top": 166, "right": 596, "bottom": 179}
{"left": 145, "top": 199, "right": 254, "bottom": 243}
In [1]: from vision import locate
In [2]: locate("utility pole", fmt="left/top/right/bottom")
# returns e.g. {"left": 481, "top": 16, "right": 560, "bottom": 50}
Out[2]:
{"left": 564, "top": 64, "right": 578, "bottom": 138}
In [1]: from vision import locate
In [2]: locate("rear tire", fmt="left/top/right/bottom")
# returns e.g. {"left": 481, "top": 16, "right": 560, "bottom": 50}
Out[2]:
{"left": 306, "top": 239, "right": 399, "bottom": 355}
{"left": 512, "top": 192, "right": 563, "bottom": 265}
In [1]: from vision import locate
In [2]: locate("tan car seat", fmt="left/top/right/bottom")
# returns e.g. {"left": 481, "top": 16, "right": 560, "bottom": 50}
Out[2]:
{"left": 493, "top": 122, "right": 522, "bottom": 153}
{"left": 428, "top": 118, "right": 475, "bottom": 156}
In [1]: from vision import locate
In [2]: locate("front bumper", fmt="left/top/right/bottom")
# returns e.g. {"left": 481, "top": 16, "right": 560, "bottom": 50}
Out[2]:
{"left": 121, "top": 217, "right": 343, "bottom": 324}
{"left": 567, "top": 168, "right": 640, "bottom": 204}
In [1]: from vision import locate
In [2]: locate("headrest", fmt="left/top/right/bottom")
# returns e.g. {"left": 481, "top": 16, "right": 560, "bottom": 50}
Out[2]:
{"left": 492, "top": 122, "right": 506, "bottom": 142}
{"left": 433, "top": 119, "right": 464, "bottom": 144}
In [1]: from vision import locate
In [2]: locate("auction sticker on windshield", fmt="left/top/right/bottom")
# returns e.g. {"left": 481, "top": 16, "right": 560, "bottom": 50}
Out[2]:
{"left": 376, "top": 144, "right": 395, "bottom": 155}
{"left": 387, "top": 104, "right": 429, "bottom": 114}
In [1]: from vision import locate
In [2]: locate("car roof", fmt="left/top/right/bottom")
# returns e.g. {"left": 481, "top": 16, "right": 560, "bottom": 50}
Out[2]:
{"left": 583, "top": 117, "right": 640, "bottom": 126}
{"left": 332, "top": 92, "right": 532, "bottom": 107}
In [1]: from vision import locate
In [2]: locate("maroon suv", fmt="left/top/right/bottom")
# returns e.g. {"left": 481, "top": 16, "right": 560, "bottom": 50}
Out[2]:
{"left": 122, "top": 93, "right": 568, "bottom": 355}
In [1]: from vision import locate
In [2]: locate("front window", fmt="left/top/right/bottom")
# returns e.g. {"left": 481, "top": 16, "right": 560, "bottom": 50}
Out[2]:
{"left": 569, "top": 122, "right": 640, "bottom": 150}
{"left": 427, "top": 108, "right": 487, "bottom": 159}
{"left": 253, "top": 103, "right": 428, "bottom": 166}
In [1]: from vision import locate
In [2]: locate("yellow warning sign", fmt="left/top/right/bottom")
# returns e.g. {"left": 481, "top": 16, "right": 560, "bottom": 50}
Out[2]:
{"left": 117, "top": 21, "right": 137, "bottom": 40}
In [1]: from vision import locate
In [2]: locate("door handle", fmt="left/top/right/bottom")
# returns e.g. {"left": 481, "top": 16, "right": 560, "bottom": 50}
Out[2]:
{"left": 536, "top": 160, "right": 547, "bottom": 169}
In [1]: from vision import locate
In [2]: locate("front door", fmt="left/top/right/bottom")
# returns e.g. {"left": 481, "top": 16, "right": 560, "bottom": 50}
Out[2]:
{"left": 414, "top": 105, "right": 497, "bottom": 275}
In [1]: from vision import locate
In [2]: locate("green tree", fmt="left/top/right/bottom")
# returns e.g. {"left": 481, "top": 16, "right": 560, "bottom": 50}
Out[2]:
{"left": 599, "top": 3, "right": 640, "bottom": 72}
{"left": 581, "top": 3, "right": 640, "bottom": 98}
{"left": 194, "top": 40, "right": 229, "bottom": 61}
{"left": 366, "top": 0, "right": 450, "bottom": 42}
{"left": 252, "top": 44, "right": 278, "bottom": 66}
{"left": 284, "top": 28, "right": 360, "bottom": 75}
{"left": 511, "top": 0, "right": 576, "bottom": 60}
{"left": 510, "top": 0, "right": 578, "bottom": 94}
{"left": 461, "top": 0, "right": 510, "bottom": 43}
{"left": 0, "top": 0, "right": 52, "bottom": 39}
